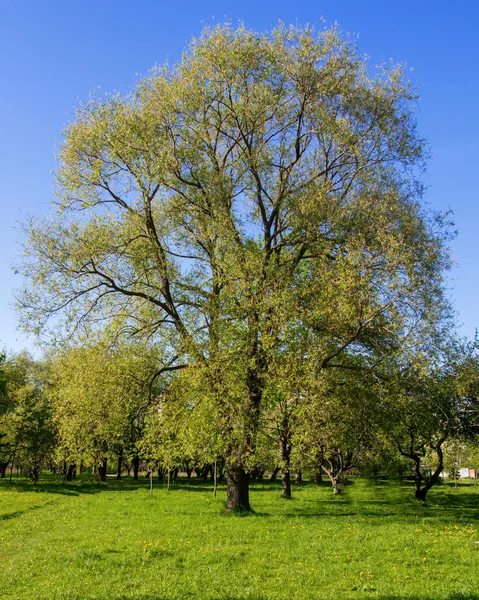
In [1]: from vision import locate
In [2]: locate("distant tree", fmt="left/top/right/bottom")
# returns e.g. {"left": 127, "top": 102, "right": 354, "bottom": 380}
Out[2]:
{"left": 385, "top": 340, "right": 479, "bottom": 501}
{"left": 0, "top": 352, "right": 56, "bottom": 481}
{"left": 49, "top": 341, "right": 162, "bottom": 480}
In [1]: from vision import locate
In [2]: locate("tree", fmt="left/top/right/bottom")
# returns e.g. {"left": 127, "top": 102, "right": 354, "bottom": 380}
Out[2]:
{"left": 18, "top": 23, "right": 451, "bottom": 511}
{"left": 0, "top": 351, "right": 10, "bottom": 477}
{"left": 384, "top": 340, "right": 479, "bottom": 501}
{"left": 49, "top": 340, "right": 161, "bottom": 480}
{"left": 0, "top": 352, "right": 56, "bottom": 481}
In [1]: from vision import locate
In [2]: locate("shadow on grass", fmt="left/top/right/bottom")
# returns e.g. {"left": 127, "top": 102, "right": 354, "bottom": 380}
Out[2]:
{"left": 73, "top": 595, "right": 479, "bottom": 600}
{"left": 114, "top": 597, "right": 270, "bottom": 600}
{"left": 2, "top": 476, "right": 479, "bottom": 526}
{"left": 0, "top": 500, "right": 54, "bottom": 521}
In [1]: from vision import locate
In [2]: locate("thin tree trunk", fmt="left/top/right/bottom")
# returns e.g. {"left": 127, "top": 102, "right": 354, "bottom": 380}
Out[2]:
{"left": 213, "top": 458, "right": 218, "bottom": 498}
{"left": 9, "top": 447, "right": 17, "bottom": 483}
{"left": 149, "top": 470, "right": 153, "bottom": 496}
{"left": 270, "top": 466, "right": 280, "bottom": 481}
{"left": 116, "top": 448, "right": 123, "bottom": 480}
{"left": 280, "top": 434, "right": 292, "bottom": 499}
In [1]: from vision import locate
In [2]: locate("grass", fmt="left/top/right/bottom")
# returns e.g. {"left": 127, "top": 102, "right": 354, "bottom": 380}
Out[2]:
{"left": 1, "top": 474, "right": 479, "bottom": 599}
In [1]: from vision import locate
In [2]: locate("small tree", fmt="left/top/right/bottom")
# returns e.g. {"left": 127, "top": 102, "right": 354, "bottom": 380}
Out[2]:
{"left": 386, "top": 340, "right": 479, "bottom": 501}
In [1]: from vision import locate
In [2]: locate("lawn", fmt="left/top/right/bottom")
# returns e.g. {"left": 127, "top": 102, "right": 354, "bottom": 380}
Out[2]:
{"left": 1, "top": 475, "right": 478, "bottom": 600}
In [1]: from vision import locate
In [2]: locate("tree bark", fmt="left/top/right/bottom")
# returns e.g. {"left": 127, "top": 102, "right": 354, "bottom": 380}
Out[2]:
{"left": 226, "top": 464, "right": 251, "bottom": 512}
{"left": 133, "top": 455, "right": 140, "bottom": 480}
{"left": 280, "top": 434, "right": 292, "bottom": 499}
{"left": 116, "top": 448, "right": 123, "bottom": 480}
{"left": 270, "top": 466, "right": 280, "bottom": 481}
{"left": 66, "top": 463, "right": 76, "bottom": 481}
{"left": 398, "top": 435, "right": 446, "bottom": 502}
{"left": 315, "top": 450, "right": 324, "bottom": 483}
{"left": 331, "top": 475, "right": 343, "bottom": 494}
{"left": 99, "top": 458, "right": 107, "bottom": 482}
{"left": 0, "top": 461, "right": 7, "bottom": 478}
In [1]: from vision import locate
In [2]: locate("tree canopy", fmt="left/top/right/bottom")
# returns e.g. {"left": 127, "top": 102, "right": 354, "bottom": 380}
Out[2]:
{"left": 18, "top": 23, "right": 453, "bottom": 509}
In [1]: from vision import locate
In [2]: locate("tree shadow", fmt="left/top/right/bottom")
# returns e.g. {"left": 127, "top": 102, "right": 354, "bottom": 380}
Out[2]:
{"left": 2, "top": 476, "right": 479, "bottom": 527}
{"left": 0, "top": 501, "right": 54, "bottom": 521}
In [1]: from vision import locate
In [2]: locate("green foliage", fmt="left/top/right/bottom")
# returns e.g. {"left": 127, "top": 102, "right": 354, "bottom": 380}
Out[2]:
{"left": 17, "top": 23, "right": 455, "bottom": 502}
{"left": 0, "top": 352, "right": 56, "bottom": 478}
{"left": 49, "top": 341, "right": 162, "bottom": 468}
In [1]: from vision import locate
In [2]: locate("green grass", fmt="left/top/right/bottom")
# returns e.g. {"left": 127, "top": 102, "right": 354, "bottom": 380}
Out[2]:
{"left": 1, "top": 475, "right": 479, "bottom": 600}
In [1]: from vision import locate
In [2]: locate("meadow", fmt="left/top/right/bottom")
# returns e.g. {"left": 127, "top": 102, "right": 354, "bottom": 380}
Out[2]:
{"left": 1, "top": 475, "right": 478, "bottom": 600}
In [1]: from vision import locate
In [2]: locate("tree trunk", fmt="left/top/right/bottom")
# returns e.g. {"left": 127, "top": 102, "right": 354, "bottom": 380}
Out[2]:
{"left": 66, "top": 463, "right": 76, "bottom": 481}
{"left": 332, "top": 475, "right": 343, "bottom": 494}
{"left": 270, "top": 466, "right": 280, "bottom": 481}
{"left": 116, "top": 448, "right": 123, "bottom": 480}
{"left": 226, "top": 464, "right": 251, "bottom": 512}
{"left": 133, "top": 455, "right": 140, "bottom": 480}
{"left": 0, "top": 461, "right": 7, "bottom": 478}
{"left": 401, "top": 443, "right": 445, "bottom": 502}
{"left": 281, "top": 470, "right": 291, "bottom": 499}
{"left": 295, "top": 470, "right": 302, "bottom": 485}
{"left": 413, "top": 455, "right": 424, "bottom": 500}
{"left": 99, "top": 458, "right": 107, "bottom": 482}
{"left": 280, "top": 434, "right": 292, "bottom": 499}
{"left": 415, "top": 447, "right": 444, "bottom": 502}
{"left": 315, "top": 450, "right": 324, "bottom": 483}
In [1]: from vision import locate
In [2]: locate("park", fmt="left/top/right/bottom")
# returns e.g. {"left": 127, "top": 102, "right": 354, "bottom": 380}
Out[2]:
{"left": 1, "top": 6, "right": 479, "bottom": 600}
{"left": 2, "top": 473, "right": 479, "bottom": 599}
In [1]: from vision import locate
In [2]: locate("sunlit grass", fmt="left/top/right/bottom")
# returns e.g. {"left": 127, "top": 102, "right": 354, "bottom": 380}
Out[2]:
{"left": 1, "top": 474, "right": 478, "bottom": 599}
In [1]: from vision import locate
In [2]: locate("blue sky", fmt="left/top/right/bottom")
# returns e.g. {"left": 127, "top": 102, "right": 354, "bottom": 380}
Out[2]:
{"left": 1, "top": 0, "right": 478, "bottom": 353}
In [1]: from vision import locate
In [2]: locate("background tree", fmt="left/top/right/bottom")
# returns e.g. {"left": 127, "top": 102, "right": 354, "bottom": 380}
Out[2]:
{"left": 384, "top": 339, "right": 479, "bottom": 501}
{"left": 49, "top": 340, "right": 161, "bottom": 480}
{"left": 0, "top": 352, "right": 56, "bottom": 481}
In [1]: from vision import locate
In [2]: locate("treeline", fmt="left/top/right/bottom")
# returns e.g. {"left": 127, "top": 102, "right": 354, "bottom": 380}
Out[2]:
{"left": 1, "top": 339, "right": 478, "bottom": 503}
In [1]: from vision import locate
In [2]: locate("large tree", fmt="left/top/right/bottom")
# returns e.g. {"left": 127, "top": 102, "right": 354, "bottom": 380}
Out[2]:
{"left": 18, "top": 24, "right": 450, "bottom": 511}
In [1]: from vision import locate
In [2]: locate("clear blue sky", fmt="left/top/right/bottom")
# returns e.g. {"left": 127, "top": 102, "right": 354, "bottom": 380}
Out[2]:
{"left": 1, "top": 0, "right": 478, "bottom": 353}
